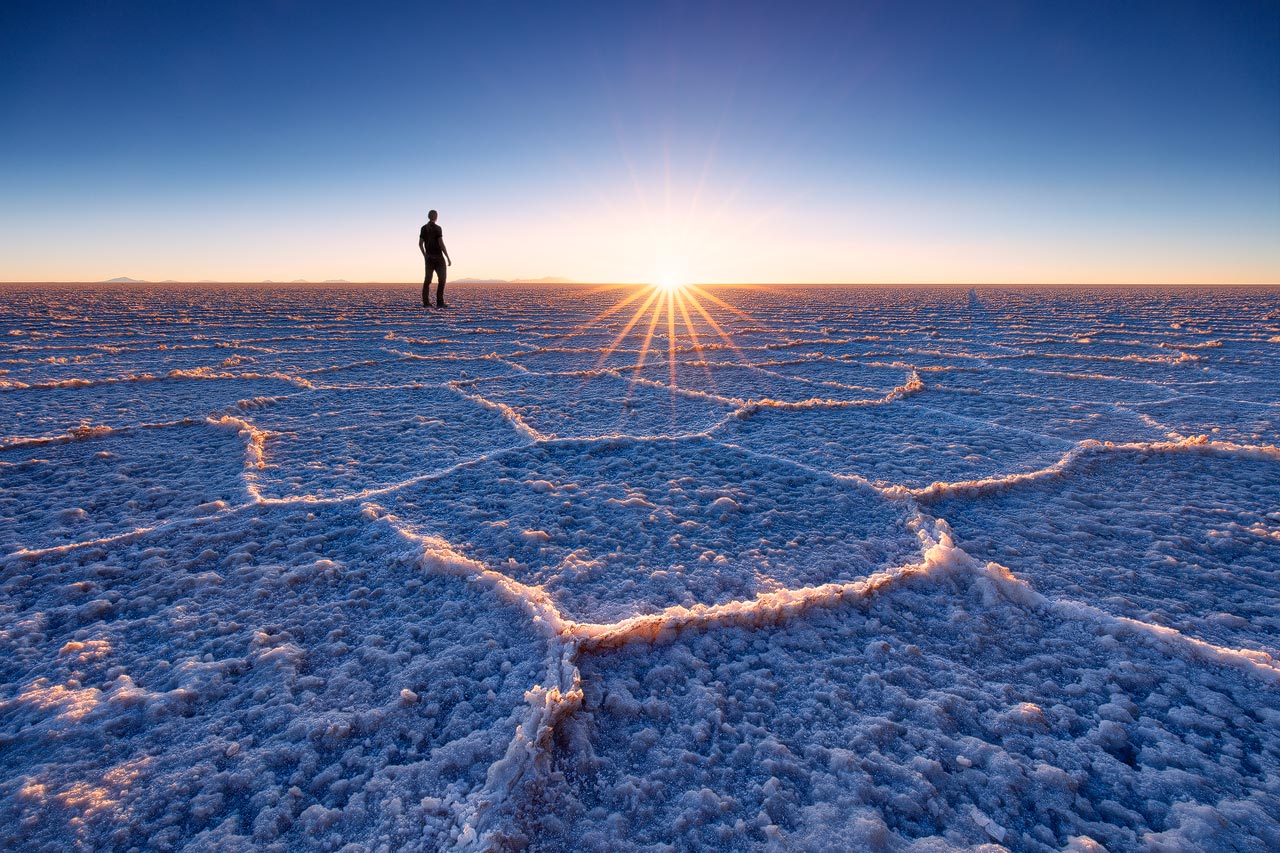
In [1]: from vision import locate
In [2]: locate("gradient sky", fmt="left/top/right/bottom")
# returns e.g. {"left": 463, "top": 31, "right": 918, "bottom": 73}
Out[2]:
{"left": 2, "top": 0, "right": 1277, "bottom": 284}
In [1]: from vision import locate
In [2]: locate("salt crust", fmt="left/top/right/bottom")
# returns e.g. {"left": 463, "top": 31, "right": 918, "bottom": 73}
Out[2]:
{"left": 1, "top": 284, "right": 1278, "bottom": 851}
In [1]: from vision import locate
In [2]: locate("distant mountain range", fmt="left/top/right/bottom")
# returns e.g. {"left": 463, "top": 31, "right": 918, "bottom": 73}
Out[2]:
{"left": 454, "top": 276, "right": 575, "bottom": 284}
{"left": 100, "top": 276, "right": 351, "bottom": 284}
{"left": 99, "top": 276, "right": 571, "bottom": 284}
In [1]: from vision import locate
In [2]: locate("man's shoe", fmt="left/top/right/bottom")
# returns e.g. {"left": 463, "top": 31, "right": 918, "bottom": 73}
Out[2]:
{"left": 438, "top": 302, "right": 449, "bottom": 309}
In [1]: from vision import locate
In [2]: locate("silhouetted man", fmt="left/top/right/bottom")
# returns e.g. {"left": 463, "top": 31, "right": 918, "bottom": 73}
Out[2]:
{"left": 419, "top": 210, "right": 451, "bottom": 308}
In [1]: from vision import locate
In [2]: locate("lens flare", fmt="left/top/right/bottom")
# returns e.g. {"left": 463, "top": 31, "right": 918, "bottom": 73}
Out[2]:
{"left": 546, "top": 282, "right": 760, "bottom": 405}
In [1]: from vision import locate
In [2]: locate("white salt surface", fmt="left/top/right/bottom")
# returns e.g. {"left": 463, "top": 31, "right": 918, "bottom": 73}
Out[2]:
{"left": 1, "top": 283, "right": 1278, "bottom": 851}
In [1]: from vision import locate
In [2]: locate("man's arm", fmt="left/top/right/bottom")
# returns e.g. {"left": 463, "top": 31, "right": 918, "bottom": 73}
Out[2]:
{"left": 419, "top": 233, "right": 427, "bottom": 257}
{"left": 441, "top": 239, "right": 451, "bottom": 266}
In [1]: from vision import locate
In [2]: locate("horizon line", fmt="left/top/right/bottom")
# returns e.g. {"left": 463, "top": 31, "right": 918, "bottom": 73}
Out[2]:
{"left": 2, "top": 280, "right": 1279, "bottom": 289}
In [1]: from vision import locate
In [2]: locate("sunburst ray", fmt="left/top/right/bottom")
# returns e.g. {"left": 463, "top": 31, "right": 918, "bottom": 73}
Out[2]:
{"left": 687, "top": 284, "right": 757, "bottom": 323}
{"left": 680, "top": 287, "right": 754, "bottom": 365}
{"left": 594, "top": 287, "right": 662, "bottom": 370}
{"left": 665, "top": 289, "right": 678, "bottom": 390}
{"left": 674, "top": 290, "right": 718, "bottom": 394}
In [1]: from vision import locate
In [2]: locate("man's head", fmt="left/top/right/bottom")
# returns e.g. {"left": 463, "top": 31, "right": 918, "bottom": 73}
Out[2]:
{"left": 428, "top": 210, "right": 438, "bottom": 222}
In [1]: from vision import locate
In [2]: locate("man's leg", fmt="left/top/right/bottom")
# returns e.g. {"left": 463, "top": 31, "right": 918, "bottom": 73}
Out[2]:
{"left": 436, "top": 259, "right": 447, "bottom": 307}
{"left": 423, "top": 257, "right": 431, "bottom": 307}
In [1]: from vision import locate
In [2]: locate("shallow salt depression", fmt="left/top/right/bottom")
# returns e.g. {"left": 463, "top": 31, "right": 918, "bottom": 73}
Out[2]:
{"left": 1, "top": 283, "right": 1278, "bottom": 851}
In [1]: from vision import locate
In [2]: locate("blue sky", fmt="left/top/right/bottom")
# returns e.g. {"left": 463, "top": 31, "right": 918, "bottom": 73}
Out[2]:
{"left": 2, "top": 0, "right": 1277, "bottom": 283}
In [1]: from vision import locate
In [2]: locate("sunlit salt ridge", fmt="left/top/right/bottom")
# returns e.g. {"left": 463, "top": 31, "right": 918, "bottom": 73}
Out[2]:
{"left": 1, "top": 283, "right": 1278, "bottom": 851}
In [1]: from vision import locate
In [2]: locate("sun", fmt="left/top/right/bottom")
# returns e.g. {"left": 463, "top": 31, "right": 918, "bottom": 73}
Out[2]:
{"left": 651, "top": 255, "right": 690, "bottom": 293}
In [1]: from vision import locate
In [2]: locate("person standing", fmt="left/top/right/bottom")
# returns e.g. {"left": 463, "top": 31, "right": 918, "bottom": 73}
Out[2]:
{"left": 418, "top": 210, "right": 451, "bottom": 308}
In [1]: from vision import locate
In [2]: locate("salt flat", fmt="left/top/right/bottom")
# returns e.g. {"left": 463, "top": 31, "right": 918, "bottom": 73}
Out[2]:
{"left": 1, "top": 283, "right": 1278, "bottom": 851}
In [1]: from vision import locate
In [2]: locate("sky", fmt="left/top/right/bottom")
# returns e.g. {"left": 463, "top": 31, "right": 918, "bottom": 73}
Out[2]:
{"left": 1, "top": 0, "right": 1277, "bottom": 284}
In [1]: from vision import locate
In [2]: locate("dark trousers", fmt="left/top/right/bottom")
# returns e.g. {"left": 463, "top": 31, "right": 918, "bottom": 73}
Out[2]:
{"left": 423, "top": 256, "right": 447, "bottom": 306}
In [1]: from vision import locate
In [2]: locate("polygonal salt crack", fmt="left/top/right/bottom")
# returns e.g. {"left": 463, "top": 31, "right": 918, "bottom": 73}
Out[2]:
{"left": 382, "top": 436, "right": 923, "bottom": 623}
